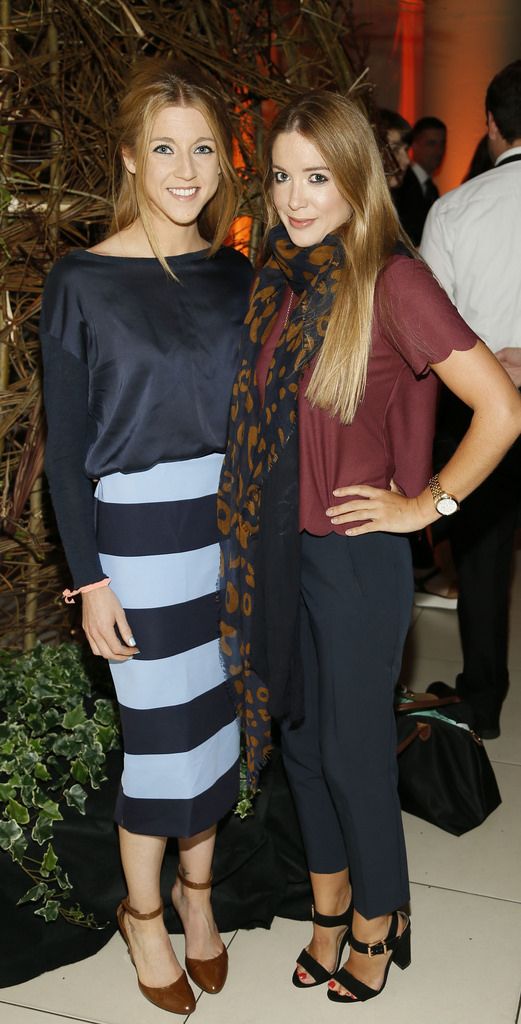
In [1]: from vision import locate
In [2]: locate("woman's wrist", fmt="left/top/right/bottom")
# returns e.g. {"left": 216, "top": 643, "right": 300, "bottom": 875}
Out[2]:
{"left": 63, "top": 577, "right": 111, "bottom": 604}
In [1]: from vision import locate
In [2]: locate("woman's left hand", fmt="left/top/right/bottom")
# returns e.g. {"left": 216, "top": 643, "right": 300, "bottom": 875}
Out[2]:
{"left": 326, "top": 480, "right": 426, "bottom": 536}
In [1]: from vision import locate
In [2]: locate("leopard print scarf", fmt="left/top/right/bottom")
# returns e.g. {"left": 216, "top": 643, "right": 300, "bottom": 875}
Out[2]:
{"left": 218, "top": 224, "right": 343, "bottom": 786}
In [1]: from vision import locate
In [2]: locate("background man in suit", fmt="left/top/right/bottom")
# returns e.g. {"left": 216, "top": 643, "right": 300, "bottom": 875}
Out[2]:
{"left": 395, "top": 115, "right": 446, "bottom": 245}
{"left": 421, "top": 60, "right": 521, "bottom": 739}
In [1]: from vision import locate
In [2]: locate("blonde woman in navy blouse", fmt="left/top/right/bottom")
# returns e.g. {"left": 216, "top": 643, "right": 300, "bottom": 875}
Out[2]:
{"left": 42, "top": 60, "right": 251, "bottom": 1015}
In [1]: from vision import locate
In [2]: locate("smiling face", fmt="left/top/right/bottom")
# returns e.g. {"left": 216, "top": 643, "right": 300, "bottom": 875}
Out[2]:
{"left": 123, "top": 104, "right": 221, "bottom": 236}
{"left": 271, "top": 130, "right": 353, "bottom": 246}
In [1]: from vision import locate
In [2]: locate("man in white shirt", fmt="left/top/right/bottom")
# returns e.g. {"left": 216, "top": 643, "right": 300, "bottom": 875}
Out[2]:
{"left": 395, "top": 116, "right": 446, "bottom": 244}
{"left": 421, "top": 60, "right": 521, "bottom": 739}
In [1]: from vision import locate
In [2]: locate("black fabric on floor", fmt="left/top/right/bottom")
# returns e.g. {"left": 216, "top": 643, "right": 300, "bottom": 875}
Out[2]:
{"left": 0, "top": 747, "right": 311, "bottom": 988}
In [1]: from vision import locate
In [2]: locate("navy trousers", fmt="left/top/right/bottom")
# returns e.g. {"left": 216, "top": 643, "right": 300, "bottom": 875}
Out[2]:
{"left": 280, "top": 530, "right": 413, "bottom": 920}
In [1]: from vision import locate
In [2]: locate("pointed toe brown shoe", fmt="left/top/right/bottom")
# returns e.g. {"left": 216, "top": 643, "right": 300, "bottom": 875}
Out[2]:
{"left": 177, "top": 866, "right": 229, "bottom": 994}
{"left": 117, "top": 898, "right": 196, "bottom": 1015}
{"left": 138, "top": 972, "right": 196, "bottom": 1015}
{"left": 186, "top": 946, "right": 228, "bottom": 994}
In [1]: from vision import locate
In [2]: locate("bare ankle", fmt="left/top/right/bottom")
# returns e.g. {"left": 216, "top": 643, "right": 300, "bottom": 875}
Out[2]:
{"left": 352, "top": 912, "right": 391, "bottom": 943}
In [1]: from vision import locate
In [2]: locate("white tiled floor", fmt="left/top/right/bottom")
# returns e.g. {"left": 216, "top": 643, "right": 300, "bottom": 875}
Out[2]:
{"left": 1, "top": 551, "right": 520, "bottom": 1024}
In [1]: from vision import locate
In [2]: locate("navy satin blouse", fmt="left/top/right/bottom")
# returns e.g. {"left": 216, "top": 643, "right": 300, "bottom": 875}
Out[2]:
{"left": 41, "top": 245, "right": 253, "bottom": 587}
{"left": 41, "top": 246, "right": 253, "bottom": 476}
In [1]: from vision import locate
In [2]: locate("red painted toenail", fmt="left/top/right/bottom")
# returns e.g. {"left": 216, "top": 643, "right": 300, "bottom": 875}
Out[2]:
{"left": 328, "top": 980, "right": 336, "bottom": 989}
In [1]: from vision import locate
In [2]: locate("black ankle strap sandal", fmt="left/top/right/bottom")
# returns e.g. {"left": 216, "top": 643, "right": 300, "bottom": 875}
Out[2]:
{"left": 327, "top": 910, "right": 411, "bottom": 1003}
{"left": 292, "top": 900, "right": 354, "bottom": 989}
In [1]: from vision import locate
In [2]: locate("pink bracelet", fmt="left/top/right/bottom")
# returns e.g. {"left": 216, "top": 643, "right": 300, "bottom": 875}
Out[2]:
{"left": 63, "top": 577, "right": 112, "bottom": 604}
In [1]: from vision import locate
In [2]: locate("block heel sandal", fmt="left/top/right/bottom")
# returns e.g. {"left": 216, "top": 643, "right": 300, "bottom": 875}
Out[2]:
{"left": 327, "top": 910, "right": 411, "bottom": 1003}
{"left": 292, "top": 901, "right": 354, "bottom": 988}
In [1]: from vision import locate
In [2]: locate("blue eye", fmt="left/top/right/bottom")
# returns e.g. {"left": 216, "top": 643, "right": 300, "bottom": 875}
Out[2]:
{"left": 273, "top": 171, "right": 289, "bottom": 184}
{"left": 153, "top": 144, "right": 173, "bottom": 155}
{"left": 309, "top": 173, "right": 328, "bottom": 183}
{"left": 194, "top": 144, "right": 214, "bottom": 154}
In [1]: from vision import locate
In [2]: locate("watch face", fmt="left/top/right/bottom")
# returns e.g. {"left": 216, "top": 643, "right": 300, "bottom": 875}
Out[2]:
{"left": 437, "top": 496, "right": 458, "bottom": 516}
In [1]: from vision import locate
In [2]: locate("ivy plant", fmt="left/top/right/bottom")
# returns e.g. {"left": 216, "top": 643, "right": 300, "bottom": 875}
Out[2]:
{"left": 234, "top": 753, "right": 258, "bottom": 819}
{"left": 0, "top": 642, "right": 120, "bottom": 927}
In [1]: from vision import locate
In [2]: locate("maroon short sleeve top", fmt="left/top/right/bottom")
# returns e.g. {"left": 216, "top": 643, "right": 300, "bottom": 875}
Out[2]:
{"left": 257, "top": 254, "right": 479, "bottom": 535}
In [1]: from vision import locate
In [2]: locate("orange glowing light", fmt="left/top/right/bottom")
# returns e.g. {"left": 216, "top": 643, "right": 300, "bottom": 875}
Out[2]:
{"left": 229, "top": 133, "right": 253, "bottom": 256}
{"left": 395, "top": 0, "right": 425, "bottom": 127}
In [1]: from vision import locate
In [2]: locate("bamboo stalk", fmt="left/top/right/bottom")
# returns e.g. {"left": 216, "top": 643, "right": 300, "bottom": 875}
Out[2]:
{"left": 46, "top": 0, "right": 62, "bottom": 250}
{"left": 23, "top": 476, "right": 44, "bottom": 651}
{"left": 0, "top": 0, "right": 12, "bottom": 452}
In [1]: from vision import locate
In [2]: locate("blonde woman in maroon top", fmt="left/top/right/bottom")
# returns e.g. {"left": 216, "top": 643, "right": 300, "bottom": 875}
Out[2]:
{"left": 218, "top": 91, "right": 521, "bottom": 1005}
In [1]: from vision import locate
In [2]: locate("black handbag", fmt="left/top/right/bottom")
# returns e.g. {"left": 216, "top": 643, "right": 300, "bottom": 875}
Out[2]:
{"left": 395, "top": 694, "right": 501, "bottom": 836}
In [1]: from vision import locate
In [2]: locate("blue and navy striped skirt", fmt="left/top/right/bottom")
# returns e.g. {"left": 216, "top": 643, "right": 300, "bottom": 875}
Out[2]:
{"left": 94, "top": 454, "right": 240, "bottom": 838}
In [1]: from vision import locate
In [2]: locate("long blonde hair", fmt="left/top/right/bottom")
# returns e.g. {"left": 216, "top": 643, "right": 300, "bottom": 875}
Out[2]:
{"left": 111, "top": 59, "right": 240, "bottom": 274}
{"left": 263, "top": 92, "right": 412, "bottom": 424}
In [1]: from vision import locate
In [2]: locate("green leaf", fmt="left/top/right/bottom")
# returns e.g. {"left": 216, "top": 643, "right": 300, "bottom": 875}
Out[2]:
{"left": 62, "top": 705, "right": 87, "bottom": 730}
{"left": 7, "top": 798, "right": 30, "bottom": 825}
{"left": 35, "top": 900, "right": 60, "bottom": 922}
{"left": 32, "top": 815, "right": 54, "bottom": 846}
{"left": 71, "top": 759, "right": 89, "bottom": 783}
{"left": 64, "top": 784, "right": 87, "bottom": 814}
{"left": 62, "top": 903, "right": 103, "bottom": 927}
{"left": 31, "top": 681, "right": 58, "bottom": 701}
{"left": 0, "top": 782, "right": 16, "bottom": 801}
{"left": 52, "top": 735, "right": 81, "bottom": 758}
{"left": 55, "top": 866, "right": 73, "bottom": 892}
{"left": 34, "top": 796, "right": 63, "bottom": 821}
{"left": 86, "top": 765, "right": 106, "bottom": 790}
{"left": 22, "top": 699, "right": 42, "bottom": 718}
{"left": 42, "top": 843, "right": 59, "bottom": 874}
{"left": 42, "top": 709, "right": 61, "bottom": 730}
{"left": 96, "top": 725, "right": 116, "bottom": 750}
{"left": 34, "top": 763, "right": 51, "bottom": 781}
{"left": 93, "top": 699, "right": 116, "bottom": 726}
{"left": 21, "top": 787, "right": 36, "bottom": 808}
{"left": 0, "top": 819, "right": 23, "bottom": 850}
{"left": 18, "top": 883, "right": 49, "bottom": 905}
{"left": 234, "top": 797, "right": 255, "bottom": 819}
{"left": 80, "top": 742, "right": 103, "bottom": 766}
{"left": 11, "top": 834, "right": 28, "bottom": 864}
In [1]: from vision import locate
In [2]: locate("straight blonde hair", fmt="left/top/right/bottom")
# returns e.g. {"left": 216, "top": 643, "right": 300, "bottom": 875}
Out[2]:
{"left": 263, "top": 91, "right": 414, "bottom": 424}
{"left": 111, "top": 59, "right": 240, "bottom": 275}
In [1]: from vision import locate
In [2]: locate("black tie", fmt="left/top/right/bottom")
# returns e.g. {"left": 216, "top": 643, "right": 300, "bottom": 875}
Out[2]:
{"left": 424, "top": 178, "right": 439, "bottom": 208}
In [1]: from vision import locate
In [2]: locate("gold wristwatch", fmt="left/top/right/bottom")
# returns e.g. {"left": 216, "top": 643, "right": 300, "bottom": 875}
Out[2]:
{"left": 428, "top": 474, "right": 460, "bottom": 516}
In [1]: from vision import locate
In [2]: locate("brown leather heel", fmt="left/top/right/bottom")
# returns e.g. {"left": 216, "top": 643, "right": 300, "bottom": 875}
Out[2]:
{"left": 177, "top": 867, "right": 228, "bottom": 994}
{"left": 117, "top": 898, "right": 196, "bottom": 1015}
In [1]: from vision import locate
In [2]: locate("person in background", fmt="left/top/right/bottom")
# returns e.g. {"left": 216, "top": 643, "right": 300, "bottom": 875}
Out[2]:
{"left": 219, "top": 90, "right": 521, "bottom": 1005}
{"left": 422, "top": 60, "right": 521, "bottom": 739}
{"left": 378, "top": 108, "right": 411, "bottom": 191}
{"left": 41, "top": 59, "right": 252, "bottom": 1015}
{"left": 395, "top": 115, "right": 447, "bottom": 245}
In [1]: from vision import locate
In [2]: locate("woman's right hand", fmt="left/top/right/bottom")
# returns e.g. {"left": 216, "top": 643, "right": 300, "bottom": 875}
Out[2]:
{"left": 82, "top": 586, "right": 139, "bottom": 661}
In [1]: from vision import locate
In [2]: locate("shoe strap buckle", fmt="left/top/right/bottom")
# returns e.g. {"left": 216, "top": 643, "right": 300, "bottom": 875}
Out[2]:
{"left": 367, "top": 939, "right": 387, "bottom": 957}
